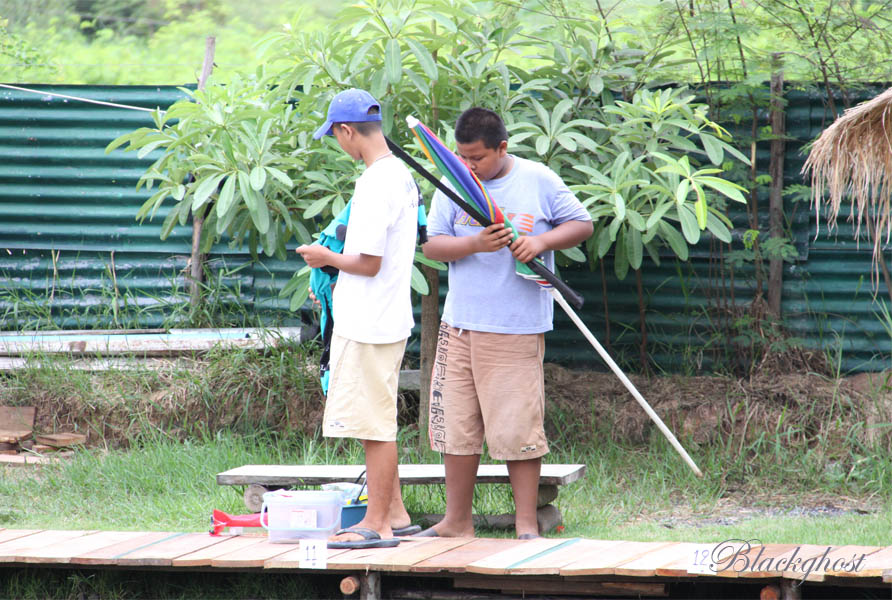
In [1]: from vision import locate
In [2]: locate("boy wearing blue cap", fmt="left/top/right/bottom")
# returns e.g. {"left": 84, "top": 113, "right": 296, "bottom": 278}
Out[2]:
{"left": 296, "top": 88, "right": 421, "bottom": 549}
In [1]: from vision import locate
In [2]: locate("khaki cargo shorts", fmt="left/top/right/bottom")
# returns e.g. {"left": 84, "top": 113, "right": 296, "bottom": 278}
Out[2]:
{"left": 428, "top": 322, "right": 548, "bottom": 461}
{"left": 323, "top": 333, "right": 407, "bottom": 442}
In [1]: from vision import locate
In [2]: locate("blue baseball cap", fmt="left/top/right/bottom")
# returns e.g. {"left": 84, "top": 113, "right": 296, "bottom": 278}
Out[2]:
{"left": 313, "top": 88, "right": 382, "bottom": 140}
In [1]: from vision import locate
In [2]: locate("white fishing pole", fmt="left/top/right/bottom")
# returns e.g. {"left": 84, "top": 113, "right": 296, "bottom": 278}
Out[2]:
{"left": 550, "top": 288, "right": 704, "bottom": 478}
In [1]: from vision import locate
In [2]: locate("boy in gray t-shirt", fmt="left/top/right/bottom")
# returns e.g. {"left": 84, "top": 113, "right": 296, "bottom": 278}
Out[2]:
{"left": 418, "top": 107, "right": 593, "bottom": 539}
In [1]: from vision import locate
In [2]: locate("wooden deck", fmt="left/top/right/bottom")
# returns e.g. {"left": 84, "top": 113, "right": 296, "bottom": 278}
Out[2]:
{"left": 1, "top": 528, "right": 890, "bottom": 598}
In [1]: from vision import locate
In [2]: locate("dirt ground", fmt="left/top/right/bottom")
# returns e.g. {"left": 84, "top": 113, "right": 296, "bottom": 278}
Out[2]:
{"left": 542, "top": 364, "right": 892, "bottom": 447}
{"left": 630, "top": 492, "right": 879, "bottom": 530}
{"left": 541, "top": 364, "right": 892, "bottom": 523}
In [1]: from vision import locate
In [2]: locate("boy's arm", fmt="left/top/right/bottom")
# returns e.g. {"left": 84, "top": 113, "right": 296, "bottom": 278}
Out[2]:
{"left": 422, "top": 223, "right": 515, "bottom": 262}
{"left": 296, "top": 245, "right": 382, "bottom": 277}
{"left": 508, "top": 220, "right": 593, "bottom": 264}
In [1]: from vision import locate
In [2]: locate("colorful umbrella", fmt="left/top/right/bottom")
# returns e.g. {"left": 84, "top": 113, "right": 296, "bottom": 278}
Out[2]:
{"left": 388, "top": 116, "right": 703, "bottom": 477}
{"left": 405, "top": 116, "right": 561, "bottom": 291}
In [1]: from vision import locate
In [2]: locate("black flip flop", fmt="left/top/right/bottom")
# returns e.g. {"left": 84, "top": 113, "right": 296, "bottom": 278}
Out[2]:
{"left": 392, "top": 524, "right": 422, "bottom": 536}
{"left": 327, "top": 527, "right": 401, "bottom": 549}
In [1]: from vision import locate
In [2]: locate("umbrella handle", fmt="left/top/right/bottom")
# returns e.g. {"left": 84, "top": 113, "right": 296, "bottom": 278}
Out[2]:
{"left": 550, "top": 288, "right": 704, "bottom": 478}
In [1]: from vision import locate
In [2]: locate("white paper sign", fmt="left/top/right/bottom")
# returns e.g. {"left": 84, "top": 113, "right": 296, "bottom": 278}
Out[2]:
{"left": 299, "top": 539, "right": 327, "bottom": 569}
{"left": 289, "top": 508, "right": 317, "bottom": 529}
{"left": 689, "top": 544, "right": 716, "bottom": 574}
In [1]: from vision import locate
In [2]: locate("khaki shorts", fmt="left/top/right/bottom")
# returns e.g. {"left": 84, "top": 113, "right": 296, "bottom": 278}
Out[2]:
{"left": 323, "top": 333, "right": 407, "bottom": 442}
{"left": 428, "top": 323, "right": 548, "bottom": 461}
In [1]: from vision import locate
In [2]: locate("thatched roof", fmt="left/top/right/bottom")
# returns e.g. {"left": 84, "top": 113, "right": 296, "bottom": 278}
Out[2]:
{"left": 803, "top": 87, "right": 892, "bottom": 283}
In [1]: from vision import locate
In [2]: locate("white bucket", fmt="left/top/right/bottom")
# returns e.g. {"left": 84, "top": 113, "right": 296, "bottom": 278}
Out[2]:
{"left": 259, "top": 489, "right": 343, "bottom": 543}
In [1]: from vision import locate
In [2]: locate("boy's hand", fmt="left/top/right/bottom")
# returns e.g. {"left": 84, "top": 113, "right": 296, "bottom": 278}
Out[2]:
{"left": 474, "top": 223, "right": 514, "bottom": 253}
{"left": 308, "top": 288, "right": 320, "bottom": 307}
{"left": 509, "top": 234, "right": 547, "bottom": 264}
{"left": 296, "top": 244, "right": 333, "bottom": 269}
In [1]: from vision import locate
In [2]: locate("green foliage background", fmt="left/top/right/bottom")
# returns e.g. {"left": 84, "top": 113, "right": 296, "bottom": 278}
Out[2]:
{"left": 4, "top": 0, "right": 892, "bottom": 86}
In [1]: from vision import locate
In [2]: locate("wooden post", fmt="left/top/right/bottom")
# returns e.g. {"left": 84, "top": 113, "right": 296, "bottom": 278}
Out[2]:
{"left": 780, "top": 580, "right": 802, "bottom": 600}
{"left": 418, "top": 265, "right": 438, "bottom": 454}
{"left": 360, "top": 572, "right": 381, "bottom": 600}
{"left": 767, "top": 53, "right": 785, "bottom": 317}
{"left": 417, "top": 68, "right": 439, "bottom": 455}
{"left": 189, "top": 36, "right": 216, "bottom": 309}
{"left": 339, "top": 576, "right": 360, "bottom": 596}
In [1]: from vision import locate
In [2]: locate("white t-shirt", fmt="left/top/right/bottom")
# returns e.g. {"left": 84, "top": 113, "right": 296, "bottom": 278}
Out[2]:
{"left": 332, "top": 155, "right": 418, "bottom": 344}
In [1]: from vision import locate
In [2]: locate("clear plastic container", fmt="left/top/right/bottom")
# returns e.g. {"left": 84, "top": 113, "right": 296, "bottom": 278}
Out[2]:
{"left": 259, "top": 489, "right": 343, "bottom": 543}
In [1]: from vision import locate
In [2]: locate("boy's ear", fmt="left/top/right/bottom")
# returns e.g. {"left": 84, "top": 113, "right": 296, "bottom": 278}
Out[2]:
{"left": 337, "top": 123, "right": 356, "bottom": 138}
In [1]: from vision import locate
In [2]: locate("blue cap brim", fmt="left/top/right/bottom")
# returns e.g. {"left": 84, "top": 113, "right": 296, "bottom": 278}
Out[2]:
{"left": 313, "top": 120, "right": 334, "bottom": 140}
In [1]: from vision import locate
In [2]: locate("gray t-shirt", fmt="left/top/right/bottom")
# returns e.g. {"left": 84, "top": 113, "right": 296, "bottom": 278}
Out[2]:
{"left": 427, "top": 155, "right": 591, "bottom": 334}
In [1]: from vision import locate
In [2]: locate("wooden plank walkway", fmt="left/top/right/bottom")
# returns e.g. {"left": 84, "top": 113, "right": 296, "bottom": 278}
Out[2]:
{"left": 0, "top": 528, "right": 889, "bottom": 597}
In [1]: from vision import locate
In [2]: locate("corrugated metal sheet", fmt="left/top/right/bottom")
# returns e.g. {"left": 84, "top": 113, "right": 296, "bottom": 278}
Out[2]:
{"left": 0, "top": 85, "right": 306, "bottom": 331}
{"left": 0, "top": 84, "right": 889, "bottom": 372}
{"left": 0, "top": 85, "right": 194, "bottom": 251}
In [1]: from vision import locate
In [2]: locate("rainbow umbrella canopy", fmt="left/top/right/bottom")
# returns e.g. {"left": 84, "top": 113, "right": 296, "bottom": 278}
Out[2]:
{"left": 404, "top": 116, "right": 584, "bottom": 306}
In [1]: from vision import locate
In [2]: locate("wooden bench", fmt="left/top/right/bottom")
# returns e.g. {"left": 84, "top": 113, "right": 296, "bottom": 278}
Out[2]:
{"left": 217, "top": 463, "right": 587, "bottom": 533}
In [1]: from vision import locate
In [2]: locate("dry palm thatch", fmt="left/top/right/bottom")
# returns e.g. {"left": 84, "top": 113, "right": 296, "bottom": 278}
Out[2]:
{"left": 803, "top": 87, "right": 892, "bottom": 292}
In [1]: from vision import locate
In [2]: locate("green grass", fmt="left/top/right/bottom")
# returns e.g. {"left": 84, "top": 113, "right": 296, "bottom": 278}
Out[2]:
{"left": 3, "top": 426, "right": 892, "bottom": 545}
{"left": 0, "top": 432, "right": 364, "bottom": 532}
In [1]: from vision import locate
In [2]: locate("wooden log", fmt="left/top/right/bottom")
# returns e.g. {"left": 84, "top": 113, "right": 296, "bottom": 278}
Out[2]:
{"left": 244, "top": 484, "right": 271, "bottom": 513}
{"left": 340, "top": 576, "right": 360, "bottom": 595}
{"left": 761, "top": 584, "right": 781, "bottom": 600}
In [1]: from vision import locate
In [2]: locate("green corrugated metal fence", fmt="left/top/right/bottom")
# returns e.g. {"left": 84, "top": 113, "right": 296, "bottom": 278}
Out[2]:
{"left": 0, "top": 84, "right": 889, "bottom": 372}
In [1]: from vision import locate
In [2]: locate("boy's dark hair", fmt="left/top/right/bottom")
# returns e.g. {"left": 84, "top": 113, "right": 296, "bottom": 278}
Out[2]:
{"left": 455, "top": 107, "right": 508, "bottom": 150}
{"left": 334, "top": 106, "right": 382, "bottom": 137}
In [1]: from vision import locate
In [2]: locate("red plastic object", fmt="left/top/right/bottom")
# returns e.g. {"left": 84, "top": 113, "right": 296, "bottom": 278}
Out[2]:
{"left": 210, "top": 509, "right": 262, "bottom": 535}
